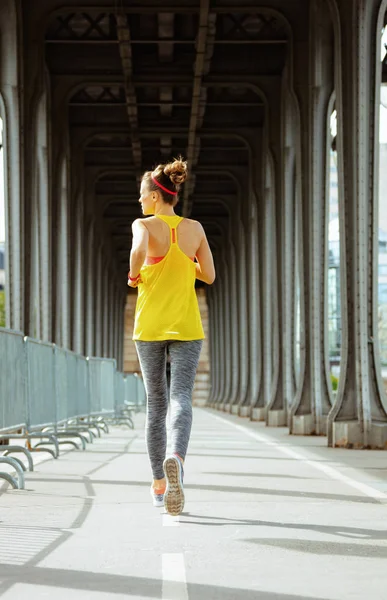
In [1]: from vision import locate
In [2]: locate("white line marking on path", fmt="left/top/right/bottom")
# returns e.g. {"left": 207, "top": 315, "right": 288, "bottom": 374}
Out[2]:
{"left": 209, "top": 412, "right": 387, "bottom": 502}
{"left": 163, "top": 514, "right": 180, "bottom": 527}
{"left": 162, "top": 553, "right": 188, "bottom": 600}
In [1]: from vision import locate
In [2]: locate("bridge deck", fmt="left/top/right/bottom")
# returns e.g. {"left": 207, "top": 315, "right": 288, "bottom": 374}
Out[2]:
{"left": 0, "top": 409, "right": 386, "bottom": 599}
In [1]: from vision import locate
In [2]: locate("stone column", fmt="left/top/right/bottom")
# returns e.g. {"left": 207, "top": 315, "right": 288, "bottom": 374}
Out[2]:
{"left": 85, "top": 220, "right": 94, "bottom": 357}
{"left": 207, "top": 285, "right": 216, "bottom": 405}
{"left": 37, "top": 140, "right": 51, "bottom": 342}
{"left": 265, "top": 147, "right": 285, "bottom": 426}
{"left": 211, "top": 251, "right": 222, "bottom": 407}
{"left": 289, "top": 0, "right": 333, "bottom": 435}
{"left": 102, "top": 258, "right": 109, "bottom": 357}
{"left": 223, "top": 246, "right": 235, "bottom": 412}
{"left": 112, "top": 285, "right": 117, "bottom": 360}
{"left": 118, "top": 293, "right": 125, "bottom": 371}
{"left": 192, "top": 287, "right": 211, "bottom": 406}
{"left": 55, "top": 159, "right": 71, "bottom": 349}
{"left": 109, "top": 279, "right": 115, "bottom": 358}
{"left": 252, "top": 174, "right": 271, "bottom": 420}
{"left": 264, "top": 177, "right": 276, "bottom": 411}
{"left": 231, "top": 220, "right": 249, "bottom": 414}
{"left": 265, "top": 84, "right": 289, "bottom": 427}
{"left": 213, "top": 250, "right": 224, "bottom": 408}
{"left": 280, "top": 95, "right": 297, "bottom": 429}
{"left": 241, "top": 193, "right": 261, "bottom": 418}
{"left": 73, "top": 200, "right": 85, "bottom": 355}
{"left": 328, "top": 0, "right": 387, "bottom": 447}
{"left": 218, "top": 250, "right": 231, "bottom": 410}
{"left": 227, "top": 240, "right": 240, "bottom": 409}
{"left": 0, "top": 2, "right": 23, "bottom": 331}
{"left": 95, "top": 244, "right": 103, "bottom": 357}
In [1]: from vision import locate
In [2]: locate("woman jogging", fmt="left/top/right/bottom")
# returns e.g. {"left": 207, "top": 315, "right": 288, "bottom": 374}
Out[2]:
{"left": 128, "top": 158, "right": 215, "bottom": 516}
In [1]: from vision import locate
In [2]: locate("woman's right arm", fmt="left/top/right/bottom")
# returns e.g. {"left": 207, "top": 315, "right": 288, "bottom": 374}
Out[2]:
{"left": 195, "top": 224, "right": 216, "bottom": 285}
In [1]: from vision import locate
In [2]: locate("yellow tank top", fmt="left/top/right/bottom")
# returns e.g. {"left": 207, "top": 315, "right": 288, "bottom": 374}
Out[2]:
{"left": 132, "top": 215, "right": 205, "bottom": 342}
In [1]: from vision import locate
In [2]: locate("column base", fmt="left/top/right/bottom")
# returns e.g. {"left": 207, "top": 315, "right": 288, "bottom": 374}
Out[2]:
{"left": 292, "top": 414, "right": 328, "bottom": 435}
{"left": 331, "top": 422, "right": 387, "bottom": 449}
{"left": 223, "top": 403, "right": 231, "bottom": 413}
{"left": 238, "top": 406, "right": 250, "bottom": 418}
{"left": 231, "top": 405, "right": 239, "bottom": 415}
{"left": 251, "top": 407, "right": 267, "bottom": 421}
{"left": 267, "top": 409, "right": 287, "bottom": 427}
{"left": 292, "top": 414, "right": 315, "bottom": 435}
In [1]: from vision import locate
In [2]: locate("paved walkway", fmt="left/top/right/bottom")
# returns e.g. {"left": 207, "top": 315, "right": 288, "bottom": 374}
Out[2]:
{"left": 1, "top": 408, "right": 387, "bottom": 599}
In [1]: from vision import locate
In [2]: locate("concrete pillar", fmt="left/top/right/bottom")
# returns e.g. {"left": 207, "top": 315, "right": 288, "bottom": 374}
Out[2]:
{"left": 118, "top": 293, "right": 125, "bottom": 371}
{"left": 85, "top": 220, "right": 94, "bottom": 356}
{"left": 36, "top": 95, "right": 51, "bottom": 342}
{"left": 0, "top": 1, "right": 23, "bottom": 331}
{"left": 207, "top": 285, "right": 215, "bottom": 405}
{"left": 288, "top": 1, "right": 333, "bottom": 435}
{"left": 55, "top": 159, "right": 71, "bottom": 348}
{"left": 211, "top": 253, "right": 221, "bottom": 407}
{"left": 227, "top": 240, "right": 240, "bottom": 409}
{"left": 116, "top": 286, "right": 121, "bottom": 362}
{"left": 218, "top": 250, "right": 231, "bottom": 410}
{"left": 109, "top": 279, "right": 115, "bottom": 358}
{"left": 112, "top": 285, "right": 117, "bottom": 361}
{"left": 217, "top": 251, "right": 230, "bottom": 410}
{"left": 102, "top": 259, "right": 109, "bottom": 357}
{"left": 293, "top": 194, "right": 304, "bottom": 392}
{"left": 240, "top": 193, "right": 261, "bottom": 418}
{"left": 111, "top": 284, "right": 116, "bottom": 358}
{"left": 95, "top": 244, "right": 103, "bottom": 356}
{"left": 73, "top": 200, "right": 85, "bottom": 355}
{"left": 265, "top": 147, "right": 286, "bottom": 427}
{"left": 29, "top": 187, "right": 40, "bottom": 339}
{"left": 252, "top": 175, "right": 271, "bottom": 421}
{"left": 328, "top": 0, "right": 387, "bottom": 448}
{"left": 213, "top": 251, "right": 223, "bottom": 408}
{"left": 231, "top": 220, "right": 249, "bottom": 414}
{"left": 264, "top": 80, "right": 289, "bottom": 427}
{"left": 280, "top": 97, "right": 297, "bottom": 429}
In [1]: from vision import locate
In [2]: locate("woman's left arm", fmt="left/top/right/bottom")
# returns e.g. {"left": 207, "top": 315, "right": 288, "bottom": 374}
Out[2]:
{"left": 128, "top": 219, "right": 149, "bottom": 286}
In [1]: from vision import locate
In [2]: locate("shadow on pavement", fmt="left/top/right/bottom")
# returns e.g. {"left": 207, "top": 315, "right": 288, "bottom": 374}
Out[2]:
{"left": 179, "top": 513, "right": 387, "bottom": 540}
{"left": 243, "top": 538, "right": 387, "bottom": 559}
{"left": 28, "top": 476, "right": 379, "bottom": 504}
{"left": 0, "top": 562, "right": 334, "bottom": 599}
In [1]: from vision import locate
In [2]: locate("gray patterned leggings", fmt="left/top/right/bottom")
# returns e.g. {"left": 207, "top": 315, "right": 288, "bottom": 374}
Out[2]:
{"left": 135, "top": 340, "right": 203, "bottom": 480}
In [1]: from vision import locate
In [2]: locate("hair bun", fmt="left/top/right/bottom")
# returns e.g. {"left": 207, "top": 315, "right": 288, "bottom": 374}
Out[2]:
{"left": 163, "top": 157, "right": 188, "bottom": 186}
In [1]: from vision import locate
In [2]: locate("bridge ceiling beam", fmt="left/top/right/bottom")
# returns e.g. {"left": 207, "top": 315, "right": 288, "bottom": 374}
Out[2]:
{"left": 43, "top": 5, "right": 288, "bottom": 270}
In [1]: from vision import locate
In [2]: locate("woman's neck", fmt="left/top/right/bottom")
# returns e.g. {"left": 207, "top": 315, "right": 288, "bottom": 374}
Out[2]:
{"left": 154, "top": 207, "right": 176, "bottom": 216}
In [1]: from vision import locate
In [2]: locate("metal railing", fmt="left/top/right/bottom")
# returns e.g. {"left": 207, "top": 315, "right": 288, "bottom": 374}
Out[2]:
{"left": 0, "top": 327, "right": 146, "bottom": 489}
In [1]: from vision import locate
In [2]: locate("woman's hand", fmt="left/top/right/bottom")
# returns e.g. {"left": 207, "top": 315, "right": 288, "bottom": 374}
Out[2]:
{"left": 127, "top": 272, "right": 142, "bottom": 288}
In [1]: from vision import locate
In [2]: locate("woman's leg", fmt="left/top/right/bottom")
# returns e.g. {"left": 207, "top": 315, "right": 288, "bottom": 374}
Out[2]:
{"left": 167, "top": 340, "right": 203, "bottom": 461}
{"left": 135, "top": 341, "right": 168, "bottom": 482}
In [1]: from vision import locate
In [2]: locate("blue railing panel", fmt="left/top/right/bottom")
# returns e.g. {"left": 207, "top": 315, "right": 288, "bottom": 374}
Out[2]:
{"left": 0, "top": 328, "right": 27, "bottom": 432}
{"left": 25, "top": 337, "right": 56, "bottom": 429}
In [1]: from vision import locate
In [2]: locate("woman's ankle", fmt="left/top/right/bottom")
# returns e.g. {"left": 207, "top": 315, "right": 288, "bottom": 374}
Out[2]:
{"left": 174, "top": 453, "right": 184, "bottom": 464}
{"left": 152, "top": 477, "right": 166, "bottom": 492}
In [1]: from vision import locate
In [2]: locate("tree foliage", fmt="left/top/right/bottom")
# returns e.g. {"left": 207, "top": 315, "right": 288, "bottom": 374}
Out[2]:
{"left": 0, "top": 291, "right": 5, "bottom": 328}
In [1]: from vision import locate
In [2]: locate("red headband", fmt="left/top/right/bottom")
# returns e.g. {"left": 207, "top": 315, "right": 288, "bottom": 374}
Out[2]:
{"left": 152, "top": 176, "right": 177, "bottom": 196}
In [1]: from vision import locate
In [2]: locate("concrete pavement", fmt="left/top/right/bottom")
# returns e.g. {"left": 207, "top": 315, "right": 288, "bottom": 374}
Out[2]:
{"left": 1, "top": 408, "right": 387, "bottom": 599}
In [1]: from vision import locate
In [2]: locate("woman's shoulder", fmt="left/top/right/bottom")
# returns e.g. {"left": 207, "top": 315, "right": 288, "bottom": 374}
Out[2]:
{"left": 133, "top": 217, "right": 157, "bottom": 230}
{"left": 182, "top": 217, "right": 203, "bottom": 230}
